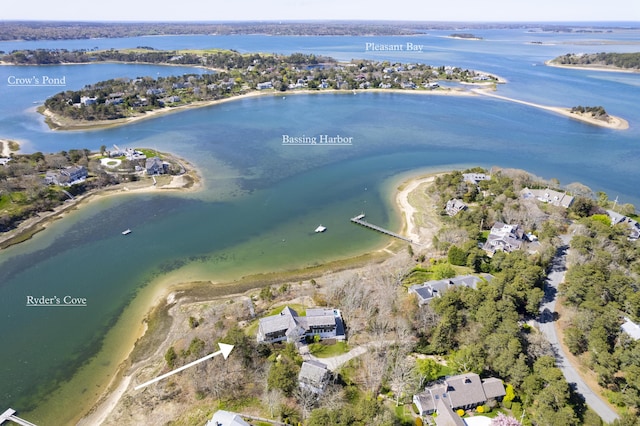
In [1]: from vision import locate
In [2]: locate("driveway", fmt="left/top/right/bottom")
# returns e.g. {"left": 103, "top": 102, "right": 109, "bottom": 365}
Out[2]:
{"left": 536, "top": 235, "right": 619, "bottom": 424}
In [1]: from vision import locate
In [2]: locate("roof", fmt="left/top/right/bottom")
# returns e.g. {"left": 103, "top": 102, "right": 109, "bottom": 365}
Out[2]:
{"left": 409, "top": 275, "right": 483, "bottom": 304}
{"left": 435, "top": 399, "right": 465, "bottom": 426}
{"left": 621, "top": 317, "right": 640, "bottom": 340}
{"left": 206, "top": 410, "right": 251, "bottom": 426}
{"left": 299, "top": 360, "right": 329, "bottom": 387}
{"left": 481, "top": 378, "right": 506, "bottom": 399}
{"left": 521, "top": 187, "right": 574, "bottom": 208}
{"left": 257, "top": 306, "right": 342, "bottom": 342}
{"left": 445, "top": 374, "right": 487, "bottom": 408}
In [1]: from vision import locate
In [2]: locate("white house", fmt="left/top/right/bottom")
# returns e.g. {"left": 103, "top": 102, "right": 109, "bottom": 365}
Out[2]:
{"left": 205, "top": 410, "right": 251, "bottom": 426}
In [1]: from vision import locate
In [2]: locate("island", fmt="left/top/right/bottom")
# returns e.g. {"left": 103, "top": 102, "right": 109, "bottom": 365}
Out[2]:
{"left": 547, "top": 52, "right": 640, "bottom": 72}
{"left": 449, "top": 32, "right": 483, "bottom": 40}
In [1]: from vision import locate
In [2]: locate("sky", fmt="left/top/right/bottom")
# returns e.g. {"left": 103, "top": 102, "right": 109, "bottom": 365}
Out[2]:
{"left": 1, "top": 0, "right": 639, "bottom": 22}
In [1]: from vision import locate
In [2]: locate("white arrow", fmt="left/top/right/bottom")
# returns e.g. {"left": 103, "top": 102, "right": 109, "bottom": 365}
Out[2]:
{"left": 134, "top": 343, "right": 234, "bottom": 390}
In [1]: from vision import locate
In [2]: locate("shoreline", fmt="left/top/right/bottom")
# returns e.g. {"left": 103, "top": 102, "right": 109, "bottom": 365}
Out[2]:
{"left": 39, "top": 86, "right": 485, "bottom": 132}
{"left": 545, "top": 59, "right": 640, "bottom": 74}
{"left": 472, "top": 89, "right": 630, "bottom": 130}
{"left": 75, "top": 170, "right": 443, "bottom": 425}
{"left": 0, "top": 158, "right": 202, "bottom": 251}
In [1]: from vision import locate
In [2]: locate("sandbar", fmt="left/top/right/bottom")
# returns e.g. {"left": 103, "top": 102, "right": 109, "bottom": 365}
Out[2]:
{"left": 472, "top": 89, "right": 629, "bottom": 130}
{"left": 545, "top": 60, "right": 640, "bottom": 74}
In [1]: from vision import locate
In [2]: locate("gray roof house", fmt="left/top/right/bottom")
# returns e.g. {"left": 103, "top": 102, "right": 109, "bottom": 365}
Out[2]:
{"left": 298, "top": 360, "right": 330, "bottom": 394}
{"left": 483, "top": 222, "right": 526, "bottom": 255}
{"left": 622, "top": 317, "right": 640, "bottom": 341}
{"left": 445, "top": 199, "right": 467, "bottom": 217}
{"left": 256, "top": 306, "right": 345, "bottom": 344}
{"left": 205, "top": 410, "right": 251, "bottom": 426}
{"left": 409, "top": 275, "right": 485, "bottom": 305}
{"left": 521, "top": 187, "right": 574, "bottom": 208}
{"left": 145, "top": 157, "right": 167, "bottom": 175}
{"left": 606, "top": 210, "right": 640, "bottom": 240}
{"left": 413, "top": 373, "right": 506, "bottom": 416}
{"left": 462, "top": 173, "right": 490, "bottom": 185}
{"left": 45, "top": 165, "right": 88, "bottom": 186}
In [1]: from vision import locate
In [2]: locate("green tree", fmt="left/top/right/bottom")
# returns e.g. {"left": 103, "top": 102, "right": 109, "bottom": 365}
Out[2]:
{"left": 164, "top": 346, "right": 177, "bottom": 368}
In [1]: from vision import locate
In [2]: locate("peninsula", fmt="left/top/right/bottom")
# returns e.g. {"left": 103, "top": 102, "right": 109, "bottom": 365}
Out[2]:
{"left": 22, "top": 49, "right": 500, "bottom": 130}
{"left": 547, "top": 52, "right": 640, "bottom": 73}
{"left": 0, "top": 147, "right": 199, "bottom": 249}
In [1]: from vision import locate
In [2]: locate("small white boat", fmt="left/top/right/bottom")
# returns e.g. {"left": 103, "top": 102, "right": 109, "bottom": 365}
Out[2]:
{"left": 314, "top": 225, "right": 327, "bottom": 233}
{"left": 122, "top": 229, "right": 132, "bottom": 235}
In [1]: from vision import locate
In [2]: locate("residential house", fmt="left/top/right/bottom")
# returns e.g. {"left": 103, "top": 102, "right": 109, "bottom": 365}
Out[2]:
{"left": 256, "top": 81, "right": 273, "bottom": 90}
{"left": 45, "top": 165, "right": 88, "bottom": 186}
{"left": 413, "top": 373, "right": 506, "bottom": 416}
{"left": 622, "top": 317, "right": 640, "bottom": 341}
{"left": 80, "top": 96, "right": 97, "bottom": 106}
{"left": 205, "top": 410, "right": 251, "bottom": 426}
{"left": 483, "top": 222, "right": 526, "bottom": 255}
{"left": 445, "top": 199, "right": 467, "bottom": 217}
{"left": 256, "top": 306, "right": 345, "bottom": 344}
{"left": 409, "top": 275, "right": 485, "bottom": 305}
{"left": 298, "top": 360, "right": 330, "bottom": 394}
{"left": 462, "top": 173, "right": 490, "bottom": 185}
{"left": 145, "top": 157, "right": 167, "bottom": 175}
{"left": 606, "top": 210, "right": 640, "bottom": 240}
{"left": 124, "top": 148, "right": 146, "bottom": 161}
{"left": 521, "top": 187, "right": 574, "bottom": 208}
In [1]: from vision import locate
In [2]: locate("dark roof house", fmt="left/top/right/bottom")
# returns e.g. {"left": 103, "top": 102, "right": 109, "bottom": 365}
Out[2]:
{"left": 298, "top": 360, "right": 330, "bottom": 394}
{"left": 413, "top": 373, "right": 506, "bottom": 416}
{"left": 256, "top": 306, "right": 345, "bottom": 344}
{"left": 409, "top": 275, "right": 485, "bottom": 305}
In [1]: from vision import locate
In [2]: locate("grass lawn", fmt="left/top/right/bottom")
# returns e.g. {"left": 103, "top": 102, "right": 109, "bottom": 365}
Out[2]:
{"left": 309, "top": 340, "right": 349, "bottom": 358}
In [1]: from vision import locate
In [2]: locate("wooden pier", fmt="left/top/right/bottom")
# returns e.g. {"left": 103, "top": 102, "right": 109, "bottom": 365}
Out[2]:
{"left": 350, "top": 214, "right": 412, "bottom": 243}
{"left": 1, "top": 408, "right": 37, "bottom": 426}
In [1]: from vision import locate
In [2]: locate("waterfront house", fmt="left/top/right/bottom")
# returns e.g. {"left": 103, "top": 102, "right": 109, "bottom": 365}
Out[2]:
{"left": 145, "top": 157, "right": 167, "bottom": 175}
{"left": 445, "top": 199, "right": 467, "bottom": 217}
{"left": 45, "top": 165, "right": 88, "bottom": 186}
{"left": 256, "top": 81, "right": 273, "bottom": 90}
{"left": 462, "top": 173, "right": 490, "bottom": 185}
{"left": 298, "top": 360, "right": 330, "bottom": 394}
{"left": 409, "top": 275, "right": 485, "bottom": 305}
{"left": 606, "top": 210, "right": 640, "bottom": 240}
{"left": 256, "top": 306, "right": 345, "bottom": 344}
{"left": 521, "top": 187, "right": 574, "bottom": 208}
{"left": 413, "top": 373, "right": 506, "bottom": 416}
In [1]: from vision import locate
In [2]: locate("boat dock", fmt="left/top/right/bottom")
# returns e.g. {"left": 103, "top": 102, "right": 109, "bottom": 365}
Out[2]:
{"left": 1, "top": 408, "right": 37, "bottom": 426}
{"left": 350, "top": 214, "right": 412, "bottom": 243}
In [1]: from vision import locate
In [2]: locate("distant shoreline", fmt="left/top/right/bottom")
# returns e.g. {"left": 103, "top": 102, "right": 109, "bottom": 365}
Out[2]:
{"left": 545, "top": 59, "right": 640, "bottom": 74}
{"left": 40, "top": 87, "right": 481, "bottom": 131}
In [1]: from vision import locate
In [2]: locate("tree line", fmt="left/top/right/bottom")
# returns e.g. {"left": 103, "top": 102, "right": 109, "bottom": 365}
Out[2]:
{"left": 553, "top": 52, "right": 640, "bottom": 70}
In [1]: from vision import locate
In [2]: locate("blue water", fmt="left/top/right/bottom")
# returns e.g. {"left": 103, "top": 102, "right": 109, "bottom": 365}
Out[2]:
{"left": 0, "top": 28, "right": 639, "bottom": 421}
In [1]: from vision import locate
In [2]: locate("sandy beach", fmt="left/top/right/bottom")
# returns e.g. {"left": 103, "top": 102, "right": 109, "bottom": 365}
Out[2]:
{"left": 41, "top": 85, "right": 488, "bottom": 131}
{"left": 545, "top": 60, "right": 640, "bottom": 74}
{"left": 75, "top": 171, "right": 442, "bottom": 425}
{"left": 472, "top": 89, "right": 630, "bottom": 130}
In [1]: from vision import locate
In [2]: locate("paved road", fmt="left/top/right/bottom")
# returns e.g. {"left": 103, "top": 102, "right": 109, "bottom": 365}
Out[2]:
{"left": 536, "top": 235, "right": 619, "bottom": 424}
